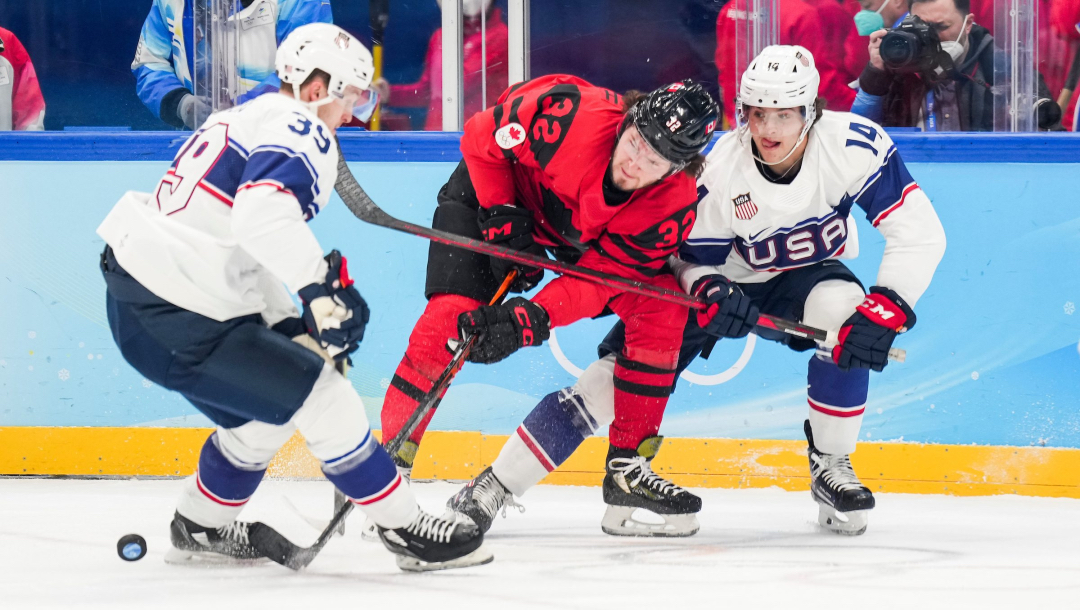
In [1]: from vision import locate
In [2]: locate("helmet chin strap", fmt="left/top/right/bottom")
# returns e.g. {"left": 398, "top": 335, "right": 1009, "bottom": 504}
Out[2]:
{"left": 738, "top": 118, "right": 812, "bottom": 169}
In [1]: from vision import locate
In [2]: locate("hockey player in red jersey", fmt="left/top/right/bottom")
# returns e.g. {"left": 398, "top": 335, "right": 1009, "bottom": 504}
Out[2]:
{"left": 378, "top": 76, "right": 719, "bottom": 525}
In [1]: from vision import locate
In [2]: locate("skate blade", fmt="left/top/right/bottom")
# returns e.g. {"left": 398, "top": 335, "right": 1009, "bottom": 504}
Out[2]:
{"left": 394, "top": 545, "right": 494, "bottom": 573}
{"left": 817, "top": 505, "right": 869, "bottom": 536}
{"left": 360, "top": 517, "right": 380, "bottom": 542}
{"left": 600, "top": 506, "right": 700, "bottom": 538}
{"left": 164, "top": 547, "right": 269, "bottom": 567}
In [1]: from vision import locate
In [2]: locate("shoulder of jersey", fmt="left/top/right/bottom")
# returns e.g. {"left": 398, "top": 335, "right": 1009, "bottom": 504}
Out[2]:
{"left": 242, "top": 95, "right": 336, "bottom": 157}
{"left": 815, "top": 110, "right": 892, "bottom": 172}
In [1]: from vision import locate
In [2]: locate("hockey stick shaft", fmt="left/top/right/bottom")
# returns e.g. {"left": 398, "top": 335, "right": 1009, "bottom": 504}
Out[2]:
{"left": 310, "top": 273, "right": 516, "bottom": 564}
{"left": 385, "top": 270, "right": 517, "bottom": 458}
{"left": 333, "top": 148, "right": 904, "bottom": 362}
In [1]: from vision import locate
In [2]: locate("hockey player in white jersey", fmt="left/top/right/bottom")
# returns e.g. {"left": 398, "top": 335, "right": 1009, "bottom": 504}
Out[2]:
{"left": 97, "top": 23, "right": 489, "bottom": 571}
{"left": 448, "top": 45, "right": 946, "bottom": 537}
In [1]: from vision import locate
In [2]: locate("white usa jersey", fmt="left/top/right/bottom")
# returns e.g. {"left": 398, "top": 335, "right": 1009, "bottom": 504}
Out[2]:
{"left": 675, "top": 110, "right": 946, "bottom": 306}
{"left": 97, "top": 93, "right": 338, "bottom": 323}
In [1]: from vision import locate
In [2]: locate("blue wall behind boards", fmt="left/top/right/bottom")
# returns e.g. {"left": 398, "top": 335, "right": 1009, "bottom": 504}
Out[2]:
{"left": 1, "top": 135, "right": 1080, "bottom": 448}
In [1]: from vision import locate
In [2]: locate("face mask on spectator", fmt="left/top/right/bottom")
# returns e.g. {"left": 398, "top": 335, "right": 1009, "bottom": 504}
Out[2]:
{"left": 940, "top": 14, "right": 972, "bottom": 63}
{"left": 854, "top": 0, "right": 888, "bottom": 36}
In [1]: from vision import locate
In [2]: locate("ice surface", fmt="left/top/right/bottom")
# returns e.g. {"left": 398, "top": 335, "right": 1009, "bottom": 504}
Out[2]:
{"left": 1, "top": 479, "right": 1077, "bottom": 608}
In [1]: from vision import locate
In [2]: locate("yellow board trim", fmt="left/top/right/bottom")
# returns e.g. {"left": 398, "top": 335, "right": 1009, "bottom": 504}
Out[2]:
{"left": 1, "top": 427, "right": 1078, "bottom": 498}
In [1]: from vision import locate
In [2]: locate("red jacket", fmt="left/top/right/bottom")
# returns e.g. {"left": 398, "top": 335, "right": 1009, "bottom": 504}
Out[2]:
{"left": 716, "top": 0, "right": 857, "bottom": 124}
{"left": 461, "top": 75, "right": 699, "bottom": 326}
{"left": 0, "top": 26, "right": 45, "bottom": 131}
{"left": 389, "top": 9, "right": 509, "bottom": 131}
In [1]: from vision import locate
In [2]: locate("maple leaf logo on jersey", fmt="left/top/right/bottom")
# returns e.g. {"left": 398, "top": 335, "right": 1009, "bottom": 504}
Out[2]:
{"left": 495, "top": 122, "right": 527, "bottom": 149}
{"left": 732, "top": 193, "right": 758, "bottom": 220}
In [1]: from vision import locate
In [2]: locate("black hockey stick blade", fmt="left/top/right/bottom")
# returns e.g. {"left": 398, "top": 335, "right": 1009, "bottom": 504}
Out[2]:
{"left": 333, "top": 147, "right": 904, "bottom": 362}
{"left": 249, "top": 500, "right": 354, "bottom": 571}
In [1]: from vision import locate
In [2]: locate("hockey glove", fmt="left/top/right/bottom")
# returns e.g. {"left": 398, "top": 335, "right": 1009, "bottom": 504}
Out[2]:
{"left": 298, "top": 250, "right": 371, "bottom": 361}
{"left": 458, "top": 297, "right": 551, "bottom": 364}
{"left": 478, "top": 205, "right": 545, "bottom": 293}
{"left": 832, "top": 286, "right": 916, "bottom": 372}
{"left": 692, "top": 275, "right": 759, "bottom": 339}
{"left": 179, "top": 93, "right": 212, "bottom": 130}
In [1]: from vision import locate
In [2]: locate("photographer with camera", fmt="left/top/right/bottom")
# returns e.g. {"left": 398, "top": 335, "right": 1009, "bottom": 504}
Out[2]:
{"left": 852, "top": 0, "right": 1060, "bottom": 130}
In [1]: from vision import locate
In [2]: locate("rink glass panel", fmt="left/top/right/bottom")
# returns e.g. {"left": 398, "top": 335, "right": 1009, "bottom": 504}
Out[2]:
{"left": 1, "top": 131, "right": 1080, "bottom": 451}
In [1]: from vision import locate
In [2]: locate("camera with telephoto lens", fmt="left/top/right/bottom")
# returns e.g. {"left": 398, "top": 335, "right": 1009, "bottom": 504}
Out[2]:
{"left": 880, "top": 15, "right": 953, "bottom": 76}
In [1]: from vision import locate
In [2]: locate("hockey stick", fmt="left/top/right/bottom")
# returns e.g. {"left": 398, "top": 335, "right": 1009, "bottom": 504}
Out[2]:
{"left": 255, "top": 272, "right": 518, "bottom": 570}
{"left": 327, "top": 271, "right": 517, "bottom": 544}
{"left": 386, "top": 269, "right": 518, "bottom": 458}
{"left": 333, "top": 148, "right": 905, "bottom": 362}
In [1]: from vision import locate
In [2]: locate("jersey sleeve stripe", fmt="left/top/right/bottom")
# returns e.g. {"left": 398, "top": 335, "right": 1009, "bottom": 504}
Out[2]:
{"left": 678, "top": 242, "right": 733, "bottom": 266}
{"left": 239, "top": 147, "right": 321, "bottom": 219}
{"left": 871, "top": 182, "right": 919, "bottom": 227}
{"left": 592, "top": 239, "right": 665, "bottom": 277}
{"left": 852, "top": 144, "right": 919, "bottom": 222}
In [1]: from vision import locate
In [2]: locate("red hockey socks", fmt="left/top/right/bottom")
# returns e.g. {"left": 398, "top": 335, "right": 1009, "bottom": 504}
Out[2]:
{"left": 609, "top": 355, "right": 677, "bottom": 449}
{"left": 380, "top": 294, "right": 481, "bottom": 447}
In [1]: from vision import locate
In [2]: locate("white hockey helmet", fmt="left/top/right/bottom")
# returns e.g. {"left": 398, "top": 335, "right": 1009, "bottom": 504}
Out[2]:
{"left": 276, "top": 23, "right": 379, "bottom": 121}
{"left": 737, "top": 45, "right": 820, "bottom": 129}
{"left": 737, "top": 45, "right": 821, "bottom": 166}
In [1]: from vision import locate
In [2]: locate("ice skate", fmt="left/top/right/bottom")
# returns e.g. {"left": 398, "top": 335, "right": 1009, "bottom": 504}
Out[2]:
{"left": 447, "top": 466, "right": 524, "bottom": 533}
{"left": 805, "top": 420, "right": 875, "bottom": 535}
{"left": 377, "top": 509, "right": 492, "bottom": 572}
{"left": 601, "top": 436, "right": 701, "bottom": 537}
{"left": 165, "top": 512, "right": 268, "bottom": 566}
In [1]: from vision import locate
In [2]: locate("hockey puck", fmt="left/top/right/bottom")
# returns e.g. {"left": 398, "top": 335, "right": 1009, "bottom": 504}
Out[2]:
{"left": 117, "top": 534, "right": 147, "bottom": 561}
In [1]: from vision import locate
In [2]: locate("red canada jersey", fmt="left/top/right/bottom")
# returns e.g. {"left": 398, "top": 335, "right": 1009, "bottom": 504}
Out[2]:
{"left": 460, "top": 74, "right": 699, "bottom": 284}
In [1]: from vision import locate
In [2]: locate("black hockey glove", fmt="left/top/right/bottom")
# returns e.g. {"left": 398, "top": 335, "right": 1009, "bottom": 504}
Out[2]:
{"left": 298, "top": 250, "right": 371, "bottom": 361}
{"left": 692, "top": 275, "right": 759, "bottom": 339}
{"left": 831, "top": 286, "right": 916, "bottom": 372}
{"left": 478, "top": 205, "right": 545, "bottom": 293}
{"left": 458, "top": 297, "right": 551, "bottom": 364}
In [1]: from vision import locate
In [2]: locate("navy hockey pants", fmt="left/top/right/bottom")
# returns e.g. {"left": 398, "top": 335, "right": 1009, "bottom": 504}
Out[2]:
{"left": 101, "top": 248, "right": 324, "bottom": 429}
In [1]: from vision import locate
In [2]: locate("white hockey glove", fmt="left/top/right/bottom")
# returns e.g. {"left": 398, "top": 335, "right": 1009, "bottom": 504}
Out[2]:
{"left": 179, "top": 94, "right": 212, "bottom": 130}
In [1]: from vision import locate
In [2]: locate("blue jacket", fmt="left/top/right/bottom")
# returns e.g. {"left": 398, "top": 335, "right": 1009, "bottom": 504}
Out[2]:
{"left": 132, "top": 0, "right": 332, "bottom": 127}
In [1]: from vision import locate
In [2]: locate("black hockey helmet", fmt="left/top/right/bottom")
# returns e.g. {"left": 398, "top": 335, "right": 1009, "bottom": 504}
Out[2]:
{"left": 621, "top": 80, "right": 719, "bottom": 170}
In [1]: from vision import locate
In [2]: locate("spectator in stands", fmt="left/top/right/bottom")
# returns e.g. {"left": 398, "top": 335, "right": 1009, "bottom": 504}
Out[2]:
{"left": 133, "top": 0, "right": 332, "bottom": 129}
{"left": 716, "top": 0, "right": 856, "bottom": 127}
{"left": 851, "top": 0, "right": 1059, "bottom": 130}
{"left": 804, "top": 0, "right": 864, "bottom": 83}
{"left": 0, "top": 26, "right": 45, "bottom": 131}
{"left": 844, "top": 0, "right": 908, "bottom": 78}
{"left": 1051, "top": 0, "right": 1080, "bottom": 129}
{"left": 374, "top": 0, "right": 507, "bottom": 131}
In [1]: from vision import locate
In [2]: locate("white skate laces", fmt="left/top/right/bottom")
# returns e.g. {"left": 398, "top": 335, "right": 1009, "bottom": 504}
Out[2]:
{"left": 217, "top": 521, "right": 251, "bottom": 545}
{"left": 811, "top": 452, "right": 864, "bottom": 492}
{"left": 407, "top": 511, "right": 457, "bottom": 544}
{"left": 610, "top": 456, "right": 684, "bottom": 496}
{"left": 473, "top": 473, "right": 524, "bottom": 520}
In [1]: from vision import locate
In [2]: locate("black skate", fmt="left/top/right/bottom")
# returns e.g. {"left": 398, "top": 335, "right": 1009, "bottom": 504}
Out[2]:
{"left": 805, "top": 420, "right": 875, "bottom": 535}
{"left": 446, "top": 466, "right": 524, "bottom": 534}
{"left": 166, "top": 511, "right": 268, "bottom": 565}
{"left": 601, "top": 436, "right": 701, "bottom": 537}
{"left": 360, "top": 440, "right": 418, "bottom": 542}
{"left": 377, "top": 509, "right": 493, "bottom": 572}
